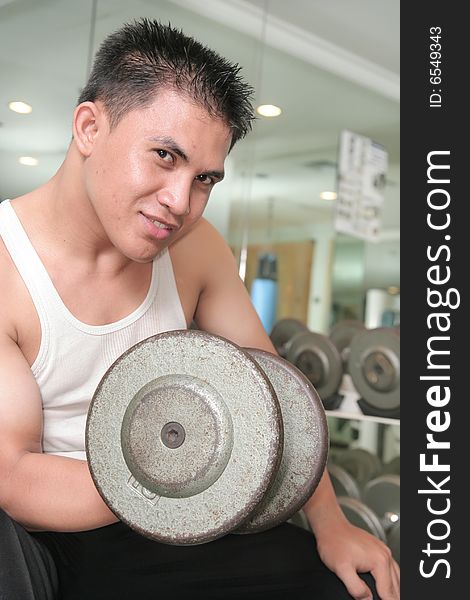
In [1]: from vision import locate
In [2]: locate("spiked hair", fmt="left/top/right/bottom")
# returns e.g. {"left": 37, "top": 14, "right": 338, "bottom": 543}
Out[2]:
{"left": 78, "top": 18, "right": 255, "bottom": 148}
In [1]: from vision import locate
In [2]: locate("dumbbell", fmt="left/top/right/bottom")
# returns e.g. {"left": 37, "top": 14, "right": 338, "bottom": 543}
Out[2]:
{"left": 333, "top": 447, "right": 383, "bottom": 490}
{"left": 328, "top": 462, "right": 361, "bottom": 500}
{"left": 348, "top": 327, "right": 400, "bottom": 418}
{"left": 270, "top": 318, "right": 309, "bottom": 358}
{"left": 285, "top": 330, "right": 344, "bottom": 410}
{"left": 329, "top": 320, "right": 366, "bottom": 373}
{"left": 86, "top": 329, "right": 329, "bottom": 545}
{"left": 363, "top": 475, "right": 400, "bottom": 536}
{"left": 362, "top": 474, "right": 401, "bottom": 564}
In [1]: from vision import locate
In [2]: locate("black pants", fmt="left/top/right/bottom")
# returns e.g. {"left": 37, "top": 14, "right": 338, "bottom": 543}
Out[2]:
{"left": 0, "top": 509, "right": 58, "bottom": 600}
{"left": 1, "top": 509, "right": 379, "bottom": 600}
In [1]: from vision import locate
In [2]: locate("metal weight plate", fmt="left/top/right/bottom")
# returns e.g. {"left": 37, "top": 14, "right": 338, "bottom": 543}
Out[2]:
{"left": 329, "top": 320, "right": 366, "bottom": 371}
{"left": 86, "top": 330, "right": 283, "bottom": 546}
{"left": 328, "top": 463, "right": 361, "bottom": 499}
{"left": 286, "top": 331, "right": 343, "bottom": 401}
{"left": 338, "top": 496, "right": 387, "bottom": 542}
{"left": 349, "top": 328, "right": 400, "bottom": 413}
{"left": 236, "top": 349, "right": 328, "bottom": 533}
{"left": 335, "top": 448, "right": 383, "bottom": 489}
{"left": 362, "top": 475, "right": 400, "bottom": 533}
{"left": 270, "top": 319, "right": 309, "bottom": 358}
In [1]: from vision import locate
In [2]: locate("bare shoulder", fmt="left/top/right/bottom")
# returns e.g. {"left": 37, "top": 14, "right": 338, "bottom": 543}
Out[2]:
{"left": 168, "top": 218, "right": 241, "bottom": 326}
{"left": 169, "top": 218, "right": 273, "bottom": 348}
{"left": 170, "top": 218, "right": 238, "bottom": 285}
{"left": 172, "top": 218, "right": 234, "bottom": 258}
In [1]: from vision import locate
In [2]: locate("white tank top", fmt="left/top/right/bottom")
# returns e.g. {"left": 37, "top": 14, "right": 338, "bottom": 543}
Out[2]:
{"left": 0, "top": 199, "right": 187, "bottom": 460}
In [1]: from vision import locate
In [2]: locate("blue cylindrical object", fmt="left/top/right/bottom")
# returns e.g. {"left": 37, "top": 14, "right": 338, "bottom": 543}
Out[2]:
{"left": 251, "top": 278, "right": 278, "bottom": 334}
{"left": 250, "top": 252, "right": 278, "bottom": 333}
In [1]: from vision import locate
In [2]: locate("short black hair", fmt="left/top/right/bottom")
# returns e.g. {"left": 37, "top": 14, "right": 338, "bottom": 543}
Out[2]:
{"left": 78, "top": 18, "right": 255, "bottom": 148}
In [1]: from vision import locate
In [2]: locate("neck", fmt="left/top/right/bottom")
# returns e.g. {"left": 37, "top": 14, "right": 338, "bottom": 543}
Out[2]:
{"left": 18, "top": 143, "right": 135, "bottom": 275}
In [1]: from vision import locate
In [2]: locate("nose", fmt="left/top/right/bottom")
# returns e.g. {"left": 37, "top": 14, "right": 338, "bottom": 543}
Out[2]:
{"left": 157, "top": 187, "right": 190, "bottom": 217}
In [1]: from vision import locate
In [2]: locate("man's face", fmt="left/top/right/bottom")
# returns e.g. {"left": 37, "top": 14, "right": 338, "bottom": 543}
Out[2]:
{"left": 83, "top": 88, "right": 232, "bottom": 262}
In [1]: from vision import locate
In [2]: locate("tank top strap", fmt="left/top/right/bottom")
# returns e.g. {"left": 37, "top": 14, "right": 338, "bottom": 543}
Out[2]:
{"left": 0, "top": 199, "right": 56, "bottom": 325}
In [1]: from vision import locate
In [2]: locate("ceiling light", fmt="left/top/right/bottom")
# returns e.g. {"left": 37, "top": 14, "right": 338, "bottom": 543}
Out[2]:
{"left": 9, "top": 101, "right": 32, "bottom": 114}
{"left": 256, "top": 104, "right": 282, "bottom": 117}
{"left": 19, "top": 156, "right": 38, "bottom": 166}
{"left": 320, "top": 191, "right": 337, "bottom": 200}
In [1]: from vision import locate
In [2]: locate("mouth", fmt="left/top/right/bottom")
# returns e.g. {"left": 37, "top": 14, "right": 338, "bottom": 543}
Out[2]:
{"left": 140, "top": 212, "right": 179, "bottom": 230}
{"left": 151, "top": 219, "right": 172, "bottom": 230}
{"left": 140, "top": 212, "right": 180, "bottom": 241}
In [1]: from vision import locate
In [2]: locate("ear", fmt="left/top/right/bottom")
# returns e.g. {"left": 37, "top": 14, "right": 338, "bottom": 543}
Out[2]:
{"left": 72, "top": 101, "right": 106, "bottom": 157}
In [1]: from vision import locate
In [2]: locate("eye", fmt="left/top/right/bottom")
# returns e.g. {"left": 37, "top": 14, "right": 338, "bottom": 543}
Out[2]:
{"left": 195, "top": 174, "right": 214, "bottom": 186}
{"left": 156, "top": 149, "right": 173, "bottom": 163}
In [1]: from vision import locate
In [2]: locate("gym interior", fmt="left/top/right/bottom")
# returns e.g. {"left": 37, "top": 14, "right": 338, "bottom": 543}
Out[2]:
{"left": 0, "top": 0, "right": 400, "bottom": 579}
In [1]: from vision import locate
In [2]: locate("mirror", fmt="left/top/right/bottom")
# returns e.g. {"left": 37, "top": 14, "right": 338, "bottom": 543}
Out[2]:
{"left": 0, "top": 0, "right": 400, "bottom": 334}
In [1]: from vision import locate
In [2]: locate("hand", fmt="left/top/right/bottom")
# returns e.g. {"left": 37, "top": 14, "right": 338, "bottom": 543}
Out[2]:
{"left": 313, "top": 514, "right": 400, "bottom": 599}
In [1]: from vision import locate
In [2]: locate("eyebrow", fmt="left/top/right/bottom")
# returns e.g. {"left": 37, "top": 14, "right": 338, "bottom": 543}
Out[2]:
{"left": 147, "top": 136, "right": 189, "bottom": 161}
{"left": 147, "top": 135, "right": 225, "bottom": 181}
{"left": 204, "top": 169, "right": 225, "bottom": 182}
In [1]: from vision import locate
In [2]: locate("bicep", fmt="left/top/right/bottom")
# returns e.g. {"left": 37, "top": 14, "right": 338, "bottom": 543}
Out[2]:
{"left": 0, "top": 334, "right": 43, "bottom": 473}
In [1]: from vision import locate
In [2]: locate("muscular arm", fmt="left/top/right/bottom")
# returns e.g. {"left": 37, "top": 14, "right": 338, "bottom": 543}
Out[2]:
{"left": 0, "top": 333, "right": 117, "bottom": 531}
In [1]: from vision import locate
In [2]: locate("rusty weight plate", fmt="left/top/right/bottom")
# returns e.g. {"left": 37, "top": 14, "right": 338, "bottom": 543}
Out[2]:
{"left": 236, "top": 349, "right": 328, "bottom": 534}
{"left": 286, "top": 331, "right": 343, "bottom": 401}
{"left": 86, "top": 330, "right": 283, "bottom": 546}
{"left": 270, "top": 318, "right": 309, "bottom": 358}
{"left": 349, "top": 328, "right": 400, "bottom": 412}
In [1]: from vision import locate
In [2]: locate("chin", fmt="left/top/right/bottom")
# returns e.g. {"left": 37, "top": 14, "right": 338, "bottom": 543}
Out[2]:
{"left": 126, "top": 242, "right": 168, "bottom": 263}
{"left": 126, "top": 248, "right": 163, "bottom": 263}
{"left": 128, "top": 255, "right": 156, "bottom": 264}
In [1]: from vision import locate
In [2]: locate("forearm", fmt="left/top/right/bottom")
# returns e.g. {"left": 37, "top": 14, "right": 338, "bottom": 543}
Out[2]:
{"left": 302, "top": 469, "right": 347, "bottom": 535}
{"left": 2, "top": 451, "right": 118, "bottom": 532}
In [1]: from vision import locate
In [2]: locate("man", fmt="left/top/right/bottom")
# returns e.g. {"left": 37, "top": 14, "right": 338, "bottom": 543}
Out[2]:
{"left": 0, "top": 19, "right": 399, "bottom": 600}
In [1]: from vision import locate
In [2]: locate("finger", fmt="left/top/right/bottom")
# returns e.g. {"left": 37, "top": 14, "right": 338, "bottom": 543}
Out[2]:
{"left": 391, "top": 560, "right": 400, "bottom": 595}
{"left": 336, "top": 566, "right": 373, "bottom": 600}
{"left": 371, "top": 553, "right": 399, "bottom": 600}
